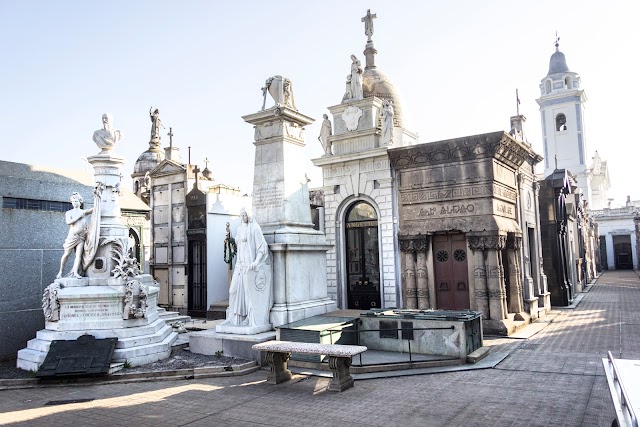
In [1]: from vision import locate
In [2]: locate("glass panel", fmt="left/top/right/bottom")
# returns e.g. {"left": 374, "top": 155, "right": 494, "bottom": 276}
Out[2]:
{"left": 347, "top": 202, "right": 377, "bottom": 223}
{"left": 363, "top": 227, "right": 380, "bottom": 291}
{"left": 347, "top": 229, "right": 361, "bottom": 289}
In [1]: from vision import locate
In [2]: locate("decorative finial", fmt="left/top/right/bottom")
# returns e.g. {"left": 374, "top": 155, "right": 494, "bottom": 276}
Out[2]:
{"left": 361, "top": 9, "right": 377, "bottom": 42}
{"left": 516, "top": 88, "right": 521, "bottom": 116}
{"left": 204, "top": 157, "right": 210, "bottom": 170}
{"left": 554, "top": 31, "right": 560, "bottom": 51}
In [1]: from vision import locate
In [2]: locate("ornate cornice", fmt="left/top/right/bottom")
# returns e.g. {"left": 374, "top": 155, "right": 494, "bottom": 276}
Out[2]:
{"left": 398, "top": 235, "right": 429, "bottom": 252}
{"left": 389, "top": 131, "right": 532, "bottom": 170}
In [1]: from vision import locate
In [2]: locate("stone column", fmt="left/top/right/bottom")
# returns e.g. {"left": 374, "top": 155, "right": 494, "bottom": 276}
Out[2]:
{"left": 415, "top": 237, "right": 429, "bottom": 310}
{"left": 469, "top": 235, "right": 507, "bottom": 320}
{"left": 399, "top": 238, "right": 417, "bottom": 309}
{"left": 507, "top": 235, "right": 524, "bottom": 315}
{"left": 467, "top": 243, "right": 489, "bottom": 319}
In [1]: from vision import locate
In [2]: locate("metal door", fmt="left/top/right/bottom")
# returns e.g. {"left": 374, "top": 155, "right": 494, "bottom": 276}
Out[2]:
{"left": 345, "top": 202, "right": 381, "bottom": 309}
{"left": 434, "top": 234, "right": 470, "bottom": 310}
{"left": 188, "top": 239, "right": 207, "bottom": 316}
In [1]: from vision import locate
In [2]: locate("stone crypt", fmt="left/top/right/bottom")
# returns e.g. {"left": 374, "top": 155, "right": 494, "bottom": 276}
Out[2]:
{"left": 17, "top": 114, "right": 176, "bottom": 371}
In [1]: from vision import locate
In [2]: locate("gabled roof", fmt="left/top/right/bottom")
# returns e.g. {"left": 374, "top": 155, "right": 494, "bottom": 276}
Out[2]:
{"left": 149, "top": 158, "right": 186, "bottom": 177}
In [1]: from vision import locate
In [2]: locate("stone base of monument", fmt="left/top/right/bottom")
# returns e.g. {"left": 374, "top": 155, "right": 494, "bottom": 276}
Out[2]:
{"left": 267, "top": 230, "right": 338, "bottom": 328}
{"left": 189, "top": 330, "right": 276, "bottom": 366}
{"left": 17, "top": 274, "right": 177, "bottom": 372}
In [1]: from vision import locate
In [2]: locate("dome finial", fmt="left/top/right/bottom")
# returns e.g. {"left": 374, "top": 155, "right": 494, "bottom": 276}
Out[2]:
{"left": 555, "top": 31, "right": 560, "bottom": 52}
{"left": 361, "top": 9, "right": 377, "bottom": 43}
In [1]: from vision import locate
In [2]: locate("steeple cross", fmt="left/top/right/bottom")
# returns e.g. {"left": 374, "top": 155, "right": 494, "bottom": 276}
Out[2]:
{"left": 554, "top": 31, "right": 560, "bottom": 51}
{"left": 361, "top": 9, "right": 377, "bottom": 42}
{"left": 204, "top": 157, "right": 210, "bottom": 170}
{"left": 167, "top": 127, "right": 174, "bottom": 148}
{"left": 516, "top": 88, "right": 520, "bottom": 116}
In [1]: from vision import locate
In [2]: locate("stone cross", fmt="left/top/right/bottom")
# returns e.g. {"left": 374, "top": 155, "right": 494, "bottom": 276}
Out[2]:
{"left": 361, "top": 9, "right": 377, "bottom": 42}
{"left": 516, "top": 88, "right": 520, "bottom": 116}
{"left": 167, "top": 127, "right": 174, "bottom": 149}
{"left": 193, "top": 165, "right": 200, "bottom": 189}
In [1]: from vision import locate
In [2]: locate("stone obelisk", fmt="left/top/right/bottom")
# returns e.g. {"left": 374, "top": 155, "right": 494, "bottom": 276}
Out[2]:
{"left": 243, "top": 76, "right": 337, "bottom": 327}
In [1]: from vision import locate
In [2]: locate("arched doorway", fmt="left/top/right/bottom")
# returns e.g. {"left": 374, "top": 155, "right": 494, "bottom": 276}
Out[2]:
{"left": 345, "top": 201, "right": 381, "bottom": 309}
{"left": 128, "top": 228, "right": 141, "bottom": 264}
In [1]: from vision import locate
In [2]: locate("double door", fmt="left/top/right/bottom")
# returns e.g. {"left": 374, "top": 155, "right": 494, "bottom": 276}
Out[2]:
{"left": 433, "top": 234, "right": 470, "bottom": 310}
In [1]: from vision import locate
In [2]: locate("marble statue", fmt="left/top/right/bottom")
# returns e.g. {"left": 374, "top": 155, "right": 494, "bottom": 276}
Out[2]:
{"left": 149, "top": 107, "right": 164, "bottom": 143}
{"left": 381, "top": 99, "right": 395, "bottom": 146}
{"left": 349, "top": 55, "right": 364, "bottom": 101}
{"left": 220, "top": 209, "right": 273, "bottom": 329}
{"left": 262, "top": 76, "right": 296, "bottom": 110}
{"left": 342, "top": 74, "right": 353, "bottom": 102}
{"left": 318, "top": 114, "right": 333, "bottom": 155}
{"left": 56, "top": 192, "right": 95, "bottom": 279}
{"left": 92, "top": 113, "right": 123, "bottom": 153}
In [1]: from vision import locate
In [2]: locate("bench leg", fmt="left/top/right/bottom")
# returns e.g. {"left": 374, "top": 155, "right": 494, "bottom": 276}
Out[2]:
{"left": 328, "top": 356, "right": 354, "bottom": 392}
{"left": 265, "top": 351, "right": 292, "bottom": 384}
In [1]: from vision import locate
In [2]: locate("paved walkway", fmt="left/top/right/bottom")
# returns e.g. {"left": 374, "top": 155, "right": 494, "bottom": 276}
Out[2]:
{"left": 1, "top": 271, "right": 638, "bottom": 427}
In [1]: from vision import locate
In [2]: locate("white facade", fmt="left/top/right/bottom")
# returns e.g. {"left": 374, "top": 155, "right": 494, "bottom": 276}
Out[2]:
{"left": 592, "top": 207, "right": 639, "bottom": 270}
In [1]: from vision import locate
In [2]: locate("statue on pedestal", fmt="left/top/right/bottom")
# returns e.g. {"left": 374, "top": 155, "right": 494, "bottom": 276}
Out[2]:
{"left": 149, "top": 107, "right": 164, "bottom": 144}
{"left": 318, "top": 114, "right": 333, "bottom": 155}
{"left": 261, "top": 76, "right": 296, "bottom": 110}
{"left": 56, "top": 185, "right": 102, "bottom": 279}
{"left": 349, "top": 55, "right": 364, "bottom": 101}
{"left": 381, "top": 99, "right": 395, "bottom": 146}
{"left": 220, "top": 209, "right": 272, "bottom": 329}
{"left": 92, "top": 113, "right": 123, "bottom": 153}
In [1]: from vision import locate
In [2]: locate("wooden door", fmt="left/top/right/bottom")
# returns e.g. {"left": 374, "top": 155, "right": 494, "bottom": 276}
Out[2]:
{"left": 434, "top": 234, "right": 470, "bottom": 310}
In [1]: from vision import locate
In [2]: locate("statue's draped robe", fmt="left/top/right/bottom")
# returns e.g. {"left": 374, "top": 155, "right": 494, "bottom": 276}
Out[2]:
{"left": 82, "top": 186, "right": 102, "bottom": 271}
{"left": 224, "top": 220, "right": 272, "bottom": 327}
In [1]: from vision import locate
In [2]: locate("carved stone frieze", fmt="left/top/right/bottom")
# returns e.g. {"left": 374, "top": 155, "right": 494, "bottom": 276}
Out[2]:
{"left": 398, "top": 235, "right": 429, "bottom": 252}
{"left": 506, "top": 235, "right": 522, "bottom": 250}
{"left": 467, "top": 235, "right": 506, "bottom": 251}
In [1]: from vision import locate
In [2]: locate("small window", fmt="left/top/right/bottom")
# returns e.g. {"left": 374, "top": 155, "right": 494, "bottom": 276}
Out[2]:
{"left": 556, "top": 113, "right": 567, "bottom": 131}
{"left": 564, "top": 77, "right": 570, "bottom": 89}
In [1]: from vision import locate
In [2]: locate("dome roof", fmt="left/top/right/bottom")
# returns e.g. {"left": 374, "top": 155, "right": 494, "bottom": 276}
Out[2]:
{"left": 362, "top": 68, "right": 404, "bottom": 126}
{"left": 134, "top": 147, "right": 164, "bottom": 174}
{"left": 547, "top": 50, "right": 570, "bottom": 76}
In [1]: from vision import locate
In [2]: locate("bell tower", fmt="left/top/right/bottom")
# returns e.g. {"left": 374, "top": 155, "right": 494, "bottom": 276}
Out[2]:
{"left": 536, "top": 36, "right": 591, "bottom": 201}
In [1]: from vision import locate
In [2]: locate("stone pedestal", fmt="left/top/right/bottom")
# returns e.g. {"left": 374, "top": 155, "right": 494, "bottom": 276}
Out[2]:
{"left": 242, "top": 105, "right": 337, "bottom": 327}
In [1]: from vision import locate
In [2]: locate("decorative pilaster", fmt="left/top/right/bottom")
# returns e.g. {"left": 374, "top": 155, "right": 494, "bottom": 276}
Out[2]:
{"left": 506, "top": 235, "right": 524, "bottom": 314}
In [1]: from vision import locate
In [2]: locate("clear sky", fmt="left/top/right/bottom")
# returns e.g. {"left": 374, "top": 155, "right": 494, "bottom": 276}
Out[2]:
{"left": 1, "top": 1, "right": 638, "bottom": 206}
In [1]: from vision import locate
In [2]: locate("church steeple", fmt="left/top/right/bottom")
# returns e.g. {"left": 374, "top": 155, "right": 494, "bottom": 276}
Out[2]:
{"left": 536, "top": 36, "right": 591, "bottom": 203}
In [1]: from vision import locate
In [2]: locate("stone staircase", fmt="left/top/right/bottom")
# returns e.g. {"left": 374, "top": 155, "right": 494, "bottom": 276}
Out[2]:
{"left": 157, "top": 307, "right": 191, "bottom": 325}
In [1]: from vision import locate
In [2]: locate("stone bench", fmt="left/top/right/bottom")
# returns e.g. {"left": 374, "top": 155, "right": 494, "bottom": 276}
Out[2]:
{"left": 252, "top": 340, "right": 367, "bottom": 392}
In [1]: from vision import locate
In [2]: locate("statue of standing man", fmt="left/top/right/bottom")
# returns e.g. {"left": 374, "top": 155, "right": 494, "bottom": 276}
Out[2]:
{"left": 149, "top": 107, "right": 164, "bottom": 145}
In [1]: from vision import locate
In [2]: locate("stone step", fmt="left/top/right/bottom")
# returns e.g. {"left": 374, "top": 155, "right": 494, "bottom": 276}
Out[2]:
{"left": 36, "top": 318, "right": 166, "bottom": 341}
{"left": 115, "top": 325, "right": 174, "bottom": 349}
{"left": 157, "top": 308, "right": 191, "bottom": 325}
{"left": 112, "top": 330, "right": 177, "bottom": 362}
